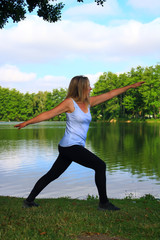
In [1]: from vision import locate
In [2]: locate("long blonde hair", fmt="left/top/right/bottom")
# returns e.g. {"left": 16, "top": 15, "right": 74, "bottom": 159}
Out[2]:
{"left": 66, "top": 76, "right": 90, "bottom": 105}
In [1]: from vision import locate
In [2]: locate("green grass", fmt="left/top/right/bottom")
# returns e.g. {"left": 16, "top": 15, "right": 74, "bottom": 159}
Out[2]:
{"left": 0, "top": 194, "right": 160, "bottom": 240}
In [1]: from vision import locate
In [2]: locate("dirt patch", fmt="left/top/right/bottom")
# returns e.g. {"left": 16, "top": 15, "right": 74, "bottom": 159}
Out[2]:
{"left": 77, "top": 233, "right": 129, "bottom": 240}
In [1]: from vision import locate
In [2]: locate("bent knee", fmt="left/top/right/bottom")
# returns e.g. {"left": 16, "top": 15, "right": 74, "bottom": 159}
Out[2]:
{"left": 101, "top": 161, "right": 106, "bottom": 170}
{"left": 96, "top": 160, "right": 106, "bottom": 171}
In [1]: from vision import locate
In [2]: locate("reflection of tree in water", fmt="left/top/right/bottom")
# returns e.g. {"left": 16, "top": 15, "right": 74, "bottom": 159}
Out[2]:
{"left": 0, "top": 122, "right": 160, "bottom": 181}
{"left": 0, "top": 122, "right": 66, "bottom": 151}
{"left": 87, "top": 122, "right": 160, "bottom": 180}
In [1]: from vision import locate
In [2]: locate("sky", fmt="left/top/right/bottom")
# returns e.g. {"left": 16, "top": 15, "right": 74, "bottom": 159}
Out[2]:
{"left": 0, "top": 0, "right": 160, "bottom": 93}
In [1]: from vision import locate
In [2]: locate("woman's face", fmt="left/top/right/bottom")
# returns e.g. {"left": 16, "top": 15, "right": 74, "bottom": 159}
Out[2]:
{"left": 87, "top": 81, "right": 92, "bottom": 96}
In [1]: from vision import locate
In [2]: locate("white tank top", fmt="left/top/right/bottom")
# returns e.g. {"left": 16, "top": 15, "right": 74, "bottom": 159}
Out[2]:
{"left": 59, "top": 98, "right": 92, "bottom": 147}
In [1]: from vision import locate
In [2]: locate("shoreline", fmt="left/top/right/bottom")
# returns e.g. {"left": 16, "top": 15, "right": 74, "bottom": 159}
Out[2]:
{"left": 1, "top": 119, "right": 160, "bottom": 123}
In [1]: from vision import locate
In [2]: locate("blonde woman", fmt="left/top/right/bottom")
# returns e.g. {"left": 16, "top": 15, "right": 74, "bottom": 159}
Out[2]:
{"left": 15, "top": 76, "right": 144, "bottom": 210}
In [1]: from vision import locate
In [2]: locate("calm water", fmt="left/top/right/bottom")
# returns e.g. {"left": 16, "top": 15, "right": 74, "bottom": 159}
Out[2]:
{"left": 0, "top": 121, "right": 160, "bottom": 199}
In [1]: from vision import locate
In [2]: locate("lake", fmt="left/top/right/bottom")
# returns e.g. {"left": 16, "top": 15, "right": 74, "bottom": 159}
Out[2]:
{"left": 0, "top": 121, "right": 160, "bottom": 200}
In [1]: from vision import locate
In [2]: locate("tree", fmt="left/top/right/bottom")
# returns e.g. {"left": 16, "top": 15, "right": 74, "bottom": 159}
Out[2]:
{"left": 1, "top": 64, "right": 159, "bottom": 122}
{"left": 33, "top": 91, "right": 48, "bottom": 116}
{"left": 122, "top": 66, "right": 145, "bottom": 119}
{"left": 19, "top": 92, "right": 34, "bottom": 120}
{"left": 0, "top": 87, "right": 23, "bottom": 121}
{"left": 141, "top": 65, "right": 160, "bottom": 118}
{"left": 0, "top": 0, "right": 106, "bottom": 29}
{"left": 91, "top": 65, "right": 160, "bottom": 121}
{"left": 46, "top": 88, "right": 67, "bottom": 121}
{"left": 91, "top": 72, "right": 121, "bottom": 120}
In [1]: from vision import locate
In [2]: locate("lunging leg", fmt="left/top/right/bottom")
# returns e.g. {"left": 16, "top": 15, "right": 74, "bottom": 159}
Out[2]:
{"left": 26, "top": 153, "right": 72, "bottom": 202}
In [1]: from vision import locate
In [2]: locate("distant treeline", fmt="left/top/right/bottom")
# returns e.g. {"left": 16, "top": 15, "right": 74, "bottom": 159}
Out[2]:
{"left": 0, "top": 65, "right": 160, "bottom": 122}
{"left": 0, "top": 88, "right": 67, "bottom": 121}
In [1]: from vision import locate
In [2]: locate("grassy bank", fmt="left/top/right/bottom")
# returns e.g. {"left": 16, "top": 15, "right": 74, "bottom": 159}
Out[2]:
{"left": 0, "top": 195, "right": 160, "bottom": 240}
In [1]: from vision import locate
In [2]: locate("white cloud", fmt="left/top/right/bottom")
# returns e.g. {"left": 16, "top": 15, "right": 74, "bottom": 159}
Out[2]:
{"left": 38, "top": 75, "right": 69, "bottom": 90}
{"left": 0, "top": 15, "right": 160, "bottom": 65}
{"left": 0, "top": 65, "right": 36, "bottom": 82}
{"left": 0, "top": 64, "right": 69, "bottom": 92}
{"left": 127, "top": 0, "right": 160, "bottom": 13}
{"left": 35, "top": 73, "right": 104, "bottom": 93}
{"left": 0, "top": 63, "right": 103, "bottom": 93}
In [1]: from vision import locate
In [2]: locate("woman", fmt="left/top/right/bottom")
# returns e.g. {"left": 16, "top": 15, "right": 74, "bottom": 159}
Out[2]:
{"left": 15, "top": 76, "right": 144, "bottom": 210}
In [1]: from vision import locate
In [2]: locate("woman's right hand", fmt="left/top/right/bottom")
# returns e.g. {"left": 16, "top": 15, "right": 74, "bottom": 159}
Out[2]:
{"left": 14, "top": 122, "right": 27, "bottom": 130}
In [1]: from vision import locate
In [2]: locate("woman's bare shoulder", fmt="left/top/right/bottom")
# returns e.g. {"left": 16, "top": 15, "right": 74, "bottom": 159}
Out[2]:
{"left": 64, "top": 98, "right": 75, "bottom": 113}
{"left": 64, "top": 98, "right": 73, "bottom": 104}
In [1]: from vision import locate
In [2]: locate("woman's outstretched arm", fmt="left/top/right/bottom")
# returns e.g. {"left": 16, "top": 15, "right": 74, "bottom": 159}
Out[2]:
{"left": 14, "top": 98, "right": 72, "bottom": 129}
{"left": 90, "top": 81, "right": 144, "bottom": 107}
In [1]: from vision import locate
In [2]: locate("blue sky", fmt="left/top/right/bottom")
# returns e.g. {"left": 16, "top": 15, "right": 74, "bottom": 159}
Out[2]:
{"left": 0, "top": 0, "right": 160, "bottom": 93}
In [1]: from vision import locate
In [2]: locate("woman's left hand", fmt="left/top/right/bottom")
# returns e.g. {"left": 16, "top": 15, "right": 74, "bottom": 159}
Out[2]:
{"left": 132, "top": 81, "right": 145, "bottom": 88}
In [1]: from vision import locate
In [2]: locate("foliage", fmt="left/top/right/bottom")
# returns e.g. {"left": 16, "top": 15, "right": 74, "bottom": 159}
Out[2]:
{"left": 0, "top": 65, "right": 160, "bottom": 122}
{"left": 0, "top": 0, "right": 106, "bottom": 28}
{"left": 0, "top": 86, "right": 67, "bottom": 121}
{"left": 91, "top": 64, "right": 160, "bottom": 121}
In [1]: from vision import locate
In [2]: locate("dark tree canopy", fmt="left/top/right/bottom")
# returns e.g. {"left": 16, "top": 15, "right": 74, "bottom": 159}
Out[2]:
{"left": 0, "top": 0, "right": 106, "bottom": 29}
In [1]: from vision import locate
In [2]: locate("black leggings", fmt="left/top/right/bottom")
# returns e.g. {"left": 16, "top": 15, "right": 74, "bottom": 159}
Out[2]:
{"left": 27, "top": 145, "right": 108, "bottom": 204}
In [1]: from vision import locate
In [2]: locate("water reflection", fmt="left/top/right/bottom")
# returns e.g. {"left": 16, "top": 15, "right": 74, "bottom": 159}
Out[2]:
{"left": 0, "top": 122, "right": 160, "bottom": 199}
{"left": 88, "top": 122, "right": 160, "bottom": 180}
